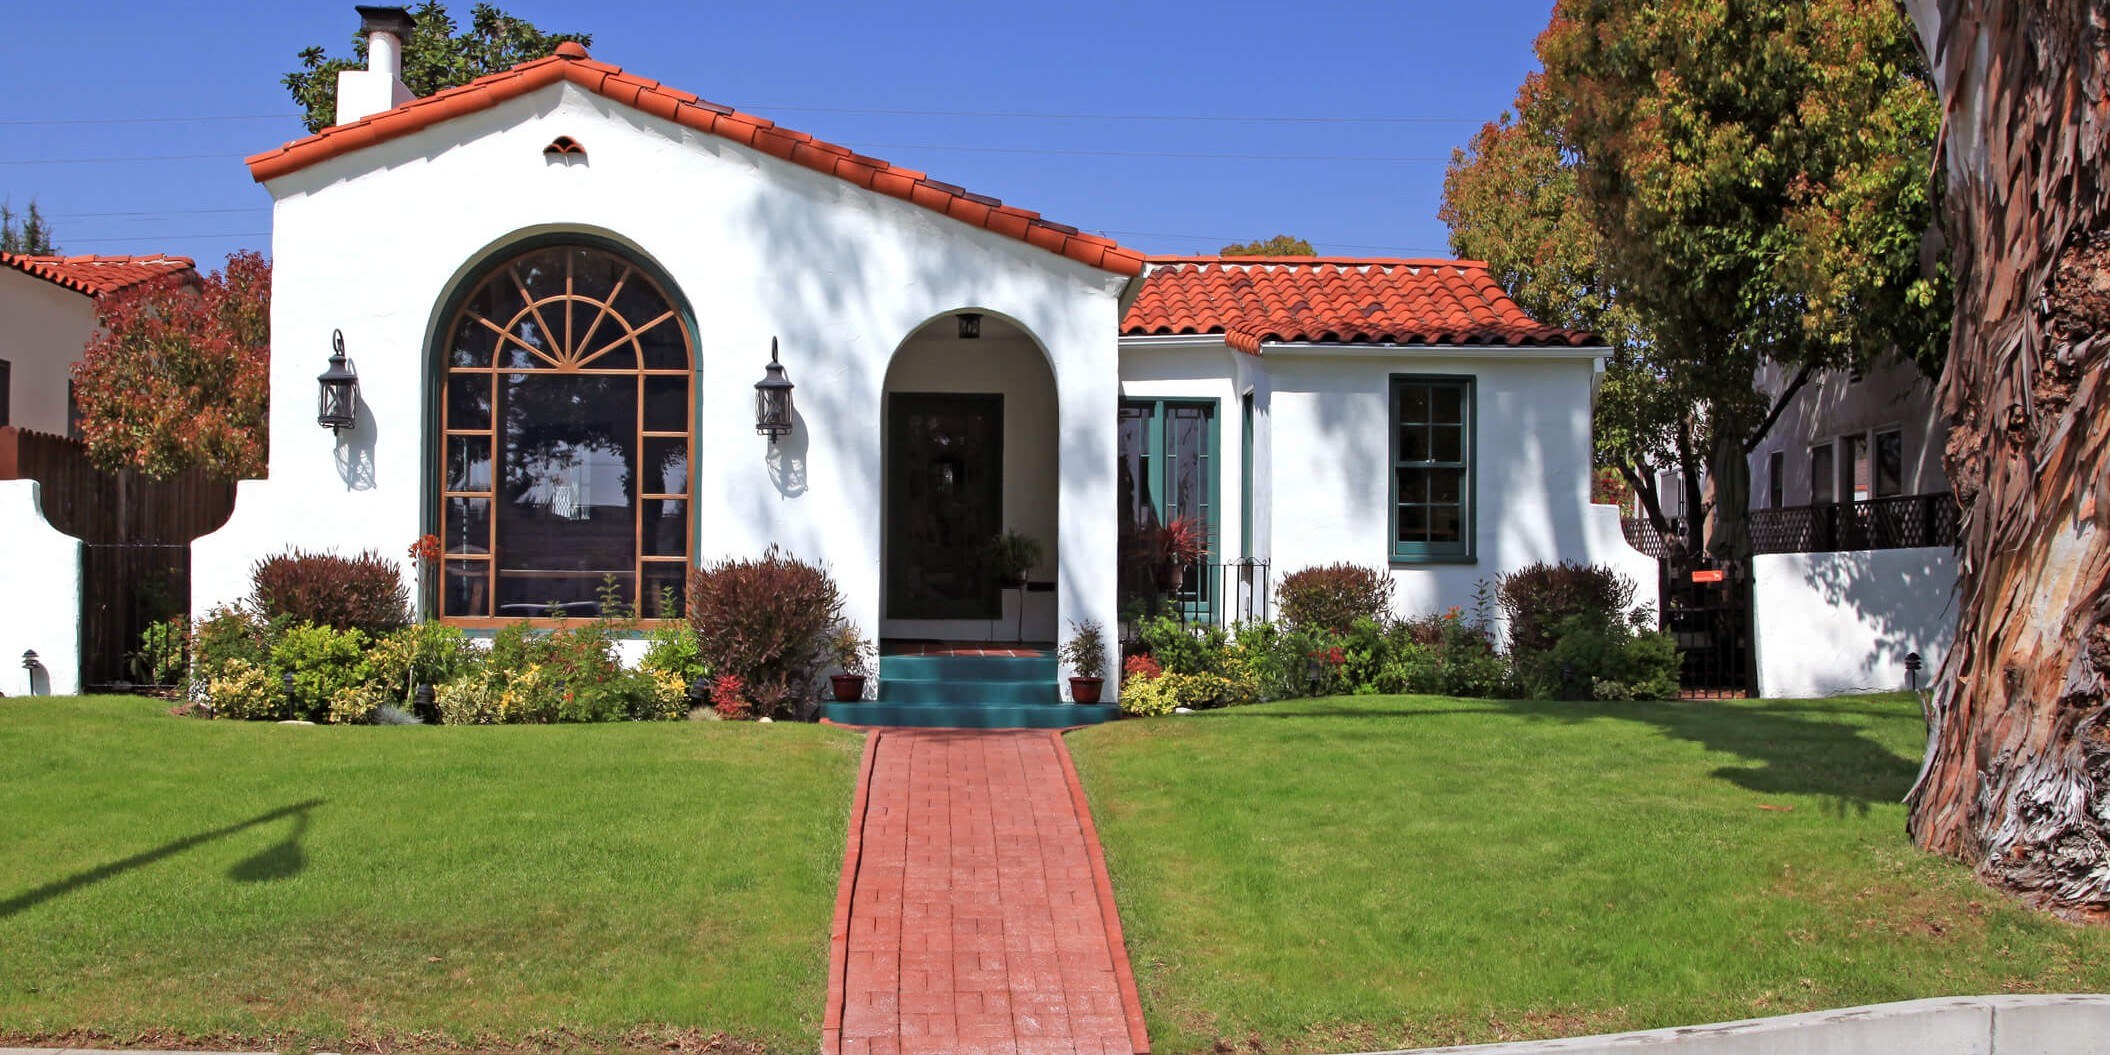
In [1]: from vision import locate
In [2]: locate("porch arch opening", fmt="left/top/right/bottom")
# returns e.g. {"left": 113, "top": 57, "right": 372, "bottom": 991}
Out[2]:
{"left": 879, "top": 310, "right": 1059, "bottom": 645}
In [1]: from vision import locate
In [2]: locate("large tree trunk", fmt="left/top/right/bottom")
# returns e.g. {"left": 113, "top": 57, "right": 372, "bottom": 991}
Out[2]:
{"left": 1904, "top": 0, "right": 2110, "bottom": 920}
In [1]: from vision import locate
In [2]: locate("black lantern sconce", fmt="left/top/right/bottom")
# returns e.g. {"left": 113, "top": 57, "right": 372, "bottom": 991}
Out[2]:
{"left": 755, "top": 337, "right": 794, "bottom": 444}
{"left": 957, "top": 312, "right": 983, "bottom": 339}
{"left": 317, "top": 329, "right": 360, "bottom": 432}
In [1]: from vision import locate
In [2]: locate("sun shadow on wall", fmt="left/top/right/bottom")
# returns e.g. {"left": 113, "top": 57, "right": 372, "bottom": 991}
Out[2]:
{"left": 0, "top": 798, "right": 324, "bottom": 919}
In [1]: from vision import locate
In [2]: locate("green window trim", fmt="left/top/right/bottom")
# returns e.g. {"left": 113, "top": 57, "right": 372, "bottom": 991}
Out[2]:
{"left": 1120, "top": 397, "right": 1222, "bottom": 620}
{"left": 1239, "top": 391, "right": 1255, "bottom": 561}
{"left": 1388, "top": 374, "right": 1476, "bottom": 564}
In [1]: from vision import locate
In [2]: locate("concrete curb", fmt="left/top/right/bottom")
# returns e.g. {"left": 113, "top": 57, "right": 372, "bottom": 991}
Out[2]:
{"left": 1346, "top": 994, "right": 2110, "bottom": 1055}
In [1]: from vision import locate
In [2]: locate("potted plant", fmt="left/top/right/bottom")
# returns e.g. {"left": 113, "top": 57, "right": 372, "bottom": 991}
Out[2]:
{"left": 826, "top": 621, "right": 873, "bottom": 702}
{"left": 1059, "top": 620, "right": 1108, "bottom": 705}
{"left": 985, "top": 529, "right": 1046, "bottom": 588}
{"left": 1149, "top": 515, "right": 1208, "bottom": 593}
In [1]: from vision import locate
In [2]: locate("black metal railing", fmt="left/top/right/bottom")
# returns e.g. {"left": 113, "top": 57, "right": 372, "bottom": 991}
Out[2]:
{"left": 1622, "top": 492, "right": 1957, "bottom": 558}
{"left": 1120, "top": 559, "right": 1271, "bottom": 632}
{"left": 1747, "top": 492, "right": 1958, "bottom": 553}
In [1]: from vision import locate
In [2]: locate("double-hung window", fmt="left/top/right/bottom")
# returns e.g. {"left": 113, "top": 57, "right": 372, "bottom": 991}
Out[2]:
{"left": 1390, "top": 375, "right": 1474, "bottom": 562}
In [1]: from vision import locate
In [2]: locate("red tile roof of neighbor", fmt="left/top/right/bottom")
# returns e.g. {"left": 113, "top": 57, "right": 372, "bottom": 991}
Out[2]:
{"left": 0, "top": 253, "right": 197, "bottom": 298}
{"left": 245, "top": 42, "right": 1146, "bottom": 276}
{"left": 1122, "top": 256, "right": 1600, "bottom": 354}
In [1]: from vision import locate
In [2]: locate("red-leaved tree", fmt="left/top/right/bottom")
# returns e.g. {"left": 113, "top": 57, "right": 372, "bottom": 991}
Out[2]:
{"left": 70, "top": 251, "right": 271, "bottom": 481}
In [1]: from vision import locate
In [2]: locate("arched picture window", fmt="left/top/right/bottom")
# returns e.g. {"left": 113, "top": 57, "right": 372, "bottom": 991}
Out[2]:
{"left": 438, "top": 244, "right": 692, "bottom": 622}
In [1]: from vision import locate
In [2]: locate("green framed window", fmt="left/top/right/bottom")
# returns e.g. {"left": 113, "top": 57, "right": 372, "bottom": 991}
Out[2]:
{"left": 1389, "top": 375, "right": 1474, "bottom": 563}
{"left": 1118, "top": 398, "right": 1220, "bottom": 619}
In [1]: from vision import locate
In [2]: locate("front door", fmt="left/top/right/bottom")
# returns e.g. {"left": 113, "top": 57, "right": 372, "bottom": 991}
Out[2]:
{"left": 887, "top": 393, "right": 1004, "bottom": 620}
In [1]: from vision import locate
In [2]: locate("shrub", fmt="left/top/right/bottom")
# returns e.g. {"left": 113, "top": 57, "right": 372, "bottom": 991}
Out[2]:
{"left": 1277, "top": 564, "right": 1394, "bottom": 633}
{"left": 1138, "top": 616, "right": 1229, "bottom": 676}
{"left": 368, "top": 623, "right": 482, "bottom": 706}
{"left": 191, "top": 604, "right": 277, "bottom": 690}
{"left": 1119, "top": 671, "right": 1247, "bottom": 716}
{"left": 710, "top": 673, "right": 751, "bottom": 719}
{"left": 269, "top": 623, "right": 375, "bottom": 722}
{"left": 1518, "top": 612, "right": 1681, "bottom": 701}
{"left": 640, "top": 622, "right": 710, "bottom": 684}
{"left": 206, "top": 659, "right": 285, "bottom": 720}
{"left": 131, "top": 616, "right": 188, "bottom": 687}
{"left": 435, "top": 675, "right": 504, "bottom": 725}
{"left": 687, "top": 546, "right": 843, "bottom": 717}
{"left": 250, "top": 548, "right": 410, "bottom": 637}
{"left": 1496, "top": 560, "right": 1638, "bottom": 656}
{"left": 1123, "top": 653, "right": 1164, "bottom": 682}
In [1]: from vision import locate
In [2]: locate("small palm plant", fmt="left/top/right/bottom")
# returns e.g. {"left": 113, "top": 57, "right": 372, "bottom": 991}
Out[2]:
{"left": 986, "top": 530, "right": 1046, "bottom": 587}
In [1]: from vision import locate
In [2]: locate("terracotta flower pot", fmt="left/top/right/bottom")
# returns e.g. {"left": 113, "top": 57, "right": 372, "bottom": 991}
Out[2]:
{"left": 1069, "top": 676, "right": 1104, "bottom": 705}
{"left": 830, "top": 674, "right": 867, "bottom": 702}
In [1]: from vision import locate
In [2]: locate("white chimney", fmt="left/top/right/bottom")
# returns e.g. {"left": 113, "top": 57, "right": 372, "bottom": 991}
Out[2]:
{"left": 334, "top": 6, "right": 417, "bottom": 126}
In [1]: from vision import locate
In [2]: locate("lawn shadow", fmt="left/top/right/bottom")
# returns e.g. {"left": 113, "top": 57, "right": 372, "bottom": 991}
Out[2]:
{"left": 1230, "top": 696, "right": 1921, "bottom": 812}
{"left": 0, "top": 799, "right": 323, "bottom": 919}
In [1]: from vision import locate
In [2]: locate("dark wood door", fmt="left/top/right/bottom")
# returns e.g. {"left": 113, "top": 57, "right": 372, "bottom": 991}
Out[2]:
{"left": 887, "top": 393, "right": 1004, "bottom": 620}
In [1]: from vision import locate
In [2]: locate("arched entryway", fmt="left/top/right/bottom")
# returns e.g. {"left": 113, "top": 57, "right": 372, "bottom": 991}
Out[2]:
{"left": 880, "top": 311, "right": 1059, "bottom": 644}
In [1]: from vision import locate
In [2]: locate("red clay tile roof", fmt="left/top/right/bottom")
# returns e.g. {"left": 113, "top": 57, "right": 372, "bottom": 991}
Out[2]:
{"left": 0, "top": 253, "right": 198, "bottom": 298}
{"left": 1121, "top": 256, "right": 1599, "bottom": 354}
{"left": 245, "top": 45, "right": 1144, "bottom": 277}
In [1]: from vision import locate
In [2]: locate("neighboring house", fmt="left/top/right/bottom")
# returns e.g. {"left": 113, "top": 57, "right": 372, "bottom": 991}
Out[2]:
{"left": 185, "top": 11, "right": 1649, "bottom": 697}
{"left": 1630, "top": 355, "right": 1959, "bottom": 699}
{"left": 1744, "top": 356, "right": 1957, "bottom": 699}
{"left": 0, "top": 253, "right": 197, "bottom": 435}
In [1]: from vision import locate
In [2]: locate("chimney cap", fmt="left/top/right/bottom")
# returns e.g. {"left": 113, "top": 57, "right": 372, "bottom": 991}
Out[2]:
{"left": 356, "top": 5, "right": 416, "bottom": 41}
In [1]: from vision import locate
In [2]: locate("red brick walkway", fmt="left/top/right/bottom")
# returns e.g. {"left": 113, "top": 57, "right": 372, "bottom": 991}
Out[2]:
{"left": 824, "top": 729, "right": 1150, "bottom": 1055}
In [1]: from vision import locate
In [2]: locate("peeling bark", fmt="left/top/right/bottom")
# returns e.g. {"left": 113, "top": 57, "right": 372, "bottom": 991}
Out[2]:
{"left": 1904, "top": 0, "right": 2110, "bottom": 920}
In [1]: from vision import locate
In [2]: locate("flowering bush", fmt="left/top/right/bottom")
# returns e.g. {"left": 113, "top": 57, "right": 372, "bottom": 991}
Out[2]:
{"left": 710, "top": 673, "right": 751, "bottom": 719}
{"left": 69, "top": 250, "right": 269, "bottom": 481}
{"left": 1123, "top": 654, "right": 1164, "bottom": 682}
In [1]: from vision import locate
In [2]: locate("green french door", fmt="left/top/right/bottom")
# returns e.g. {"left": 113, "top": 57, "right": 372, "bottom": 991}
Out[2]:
{"left": 1118, "top": 399, "right": 1219, "bottom": 621}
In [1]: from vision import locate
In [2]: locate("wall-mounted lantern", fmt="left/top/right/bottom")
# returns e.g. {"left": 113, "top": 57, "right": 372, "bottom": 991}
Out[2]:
{"left": 957, "top": 312, "right": 983, "bottom": 339}
{"left": 754, "top": 337, "right": 794, "bottom": 443}
{"left": 317, "top": 330, "right": 360, "bottom": 432}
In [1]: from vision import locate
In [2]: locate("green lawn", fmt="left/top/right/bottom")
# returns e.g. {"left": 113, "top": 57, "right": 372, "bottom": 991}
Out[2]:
{"left": 0, "top": 697, "right": 862, "bottom": 1053}
{"left": 1068, "top": 693, "right": 2110, "bottom": 1055}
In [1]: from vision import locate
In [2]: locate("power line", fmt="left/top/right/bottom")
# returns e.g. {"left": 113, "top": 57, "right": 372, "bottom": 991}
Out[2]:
{"left": 0, "top": 114, "right": 296, "bottom": 127}
{"left": 44, "top": 206, "right": 271, "bottom": 219}
{"left": 58, "top": 232, "right": 271, "bottom": 244}
{"left": 2, "top": 105, "right": 1479, "bottom": 128}
{"left": 2, "top": 144, "right": 1451, "bottom": 166}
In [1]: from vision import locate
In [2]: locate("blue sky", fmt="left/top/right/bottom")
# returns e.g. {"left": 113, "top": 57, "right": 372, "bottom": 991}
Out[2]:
{"left": 2, "top": 1, "right": 1553, "bottom": 270}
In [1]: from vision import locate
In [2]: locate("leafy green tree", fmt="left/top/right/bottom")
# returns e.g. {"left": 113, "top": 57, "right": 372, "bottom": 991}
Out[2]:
{"left": 1219, "top": 235, "right": 1316, "bottom": 257}
{"left": 1441, "top": 74, "right": 1703, "bottom": 551}
{"left": 284, "top": 2, "right": 590, "bottom": 133}
{"left": 1, "top": 199, "right": 58, "bottom": 255}
{"left": 1454, "top": 0, "right": 1948, "bottom": 561}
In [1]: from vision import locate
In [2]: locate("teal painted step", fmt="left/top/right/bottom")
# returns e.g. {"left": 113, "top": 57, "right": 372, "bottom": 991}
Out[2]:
{"left": 880, "top": 678, "right": 1057, "bottom": 706}
{"left": 823, "top": 700, "right": 1120, "bottom": 729}
{"left": 879, "top": 654, "right": 1058, "bottom": 682}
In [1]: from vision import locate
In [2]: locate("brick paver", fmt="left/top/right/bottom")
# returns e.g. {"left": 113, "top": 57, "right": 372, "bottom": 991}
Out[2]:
{"left": 825, "top": 729, "right": 1148, "bottom": 1055}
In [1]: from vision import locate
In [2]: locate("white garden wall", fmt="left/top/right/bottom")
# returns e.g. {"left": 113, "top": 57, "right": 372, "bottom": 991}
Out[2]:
{"left": 0, "top": 480, "right": 82, "bottom": 696}
{"left": 195, "top": 80, "right": 1127, "bottom": 658}
{"left": 1752, "top": 546, "right": 1956, "bottom": 698}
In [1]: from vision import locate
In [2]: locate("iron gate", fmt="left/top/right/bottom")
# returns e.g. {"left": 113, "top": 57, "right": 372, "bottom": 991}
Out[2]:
{"left": 1659, "top": 560, "right": 1756, "bottom": 698}
{"left": 82, "top": 543, "right": 192, "bottom": 691}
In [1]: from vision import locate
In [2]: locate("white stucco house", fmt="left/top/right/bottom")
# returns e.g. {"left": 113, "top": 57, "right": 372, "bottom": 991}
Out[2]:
{"left": 189, "top": 13, "right": 1649, "bottom": 697}
{"left": 0, "top": 253, "right": 197, "bottom": 436}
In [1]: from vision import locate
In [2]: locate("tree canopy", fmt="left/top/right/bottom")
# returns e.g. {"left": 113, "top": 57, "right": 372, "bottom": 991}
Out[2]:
{"left": 1, "top": 200, "right": 58, "bottom": 256}
{"left": 1445, "top": 0, "right": 1949, "bottom": 558}
{"left": 1219, "top": 235, "right": 1316, "bottom": 257}
{"left": 285, "top": 2, "right": 589, "bottom": 133}
{"left": 70, "top": 252, "right": 270, "bottom": 481}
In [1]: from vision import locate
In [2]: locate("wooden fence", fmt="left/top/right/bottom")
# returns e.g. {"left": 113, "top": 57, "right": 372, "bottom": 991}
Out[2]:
{"left": 0, "top": 427, "right": 238, "bottom": 689}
